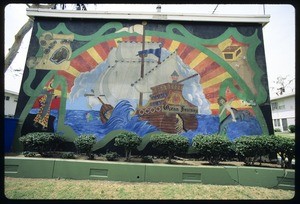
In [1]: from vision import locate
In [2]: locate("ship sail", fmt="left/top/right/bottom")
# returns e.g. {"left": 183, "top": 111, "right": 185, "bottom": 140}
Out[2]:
{"left": 96, "top": 41, "right": 163, "bottom": 107}
{"left": 132, "top": 52, "right": 183, "bottom": 94}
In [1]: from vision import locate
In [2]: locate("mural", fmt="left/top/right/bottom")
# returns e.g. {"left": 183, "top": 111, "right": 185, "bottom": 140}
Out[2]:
{"left": 14, "top": 18, "right": 273, "bottom": 151}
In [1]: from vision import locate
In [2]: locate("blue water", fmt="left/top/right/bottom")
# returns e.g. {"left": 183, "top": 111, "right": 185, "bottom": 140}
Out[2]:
{"left": 30, "top": 100, "right": 262, "bottom": 141}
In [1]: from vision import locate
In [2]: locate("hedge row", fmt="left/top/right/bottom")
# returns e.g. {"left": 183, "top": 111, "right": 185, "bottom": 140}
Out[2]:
{"left": 18, "top": 132, "right": 295, "bottom": 168}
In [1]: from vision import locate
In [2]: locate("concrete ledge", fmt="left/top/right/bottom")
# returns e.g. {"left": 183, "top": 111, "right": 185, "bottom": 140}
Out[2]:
{"left": 5, "top": 157, "right": 55, "bottom": 178}
{"left": 145, "top": 164, "right": 239, "bottom": 185}
{"left": 237, "top": 166, "right": 295, "bottom": 190}
{"left": 5, "top": 157, "right": 294, "bottom": 190}
{"left": 53, "top": 159, "right": 145, "bottom": 182}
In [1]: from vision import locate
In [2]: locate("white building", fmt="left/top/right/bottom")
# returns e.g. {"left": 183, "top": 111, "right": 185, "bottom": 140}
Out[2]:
{"left": 270, "top": 92, "right": 295, "bottom": 132}
{"left": 4, "top": 89, "right": 18, "bottom": 117}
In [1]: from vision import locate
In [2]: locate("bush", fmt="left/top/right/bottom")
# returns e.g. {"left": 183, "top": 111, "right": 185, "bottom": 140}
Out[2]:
{"left": 74, "top": 134, "right": 96, "bottom": 159}
{"left": 141, "top": 155, "right": 153, "bottom": 163}
{"left": 61, "top": 152, "right": 75, "bottom": 159}
{"left": 273, "top": 136, "right": 295, "bottom": 168}
{"left": 114, "top": 131, "right": 142, "bottom": 161}
{"left": 288, "top": 125, "right": 295, "bottom": 133}
{"left": 274, "top": 128, "right": 281, "bottom": 132}
{"left": 150, "top": 133, "right": 189, "bottom": 164}
{"left": 22, "top": 151, "right": 36, "bottom": 157}
{"left": 19, "top": 132, "right": 65, "bottom": 157}
{"left": 105, "top": 152, "right": 119, "bottom": 161}
{"left": 233, "top": 136, "right": 260, "bottom": 165}
{"left": 192, "top": 134, "right": 232, "bottom": 165}
{"left": 233, "top": 135, "right": 278, "bottom": 166}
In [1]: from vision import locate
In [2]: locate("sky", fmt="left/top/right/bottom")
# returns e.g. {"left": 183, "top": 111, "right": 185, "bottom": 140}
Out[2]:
{"left": 4, "top": 4, "right": 295, "bottom": 98}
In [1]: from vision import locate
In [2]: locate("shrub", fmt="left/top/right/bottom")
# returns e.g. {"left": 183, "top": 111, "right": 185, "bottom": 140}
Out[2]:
{"left": 150, "top": 133, "right": 189, "bottom": 164}
{"left": 114, "top": 131, "right": 142, "bottom": 161}
{"left": 233, "top": 135, "right": 278, "bottom": 166}
{"left": 192, "top": 134, "right": 232, "bottom": 165}
{"left": 233, "top": 136, "right": 260, "bottom": 165}
{"left": 61, "top": 152, "right": 75, "bottom": 159}
{"left": 288, "top": 125, "right": 295, "bottom": 133}
{"left": 273, "top": 136, "right": 295, "bottom": 168}
{"left": 74, "top": 134, "right": 96, "bottom": 159}
{"left": 105, "top": 152, "right": 119, "bottom": 161}
{"left": 22, "top": 151, "right": 36, "bottom": 157}
{"left": 19, "top": 132, "right": 65, "bottom": 157}
{"left": 274, "top": 128, "right": 281, "bottom": 132}
{"left": 141, "top": 155, "right": 153, "bottom": 163}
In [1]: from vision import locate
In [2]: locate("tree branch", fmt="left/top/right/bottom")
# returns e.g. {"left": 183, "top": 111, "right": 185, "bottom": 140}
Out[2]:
{"left": 5, "top": 18, "right": 34, "bottom": 72}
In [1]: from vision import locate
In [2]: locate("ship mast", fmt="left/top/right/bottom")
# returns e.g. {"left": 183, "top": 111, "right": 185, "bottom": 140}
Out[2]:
{"left": 139, "top": 21, "right": 147, "bottom": 107}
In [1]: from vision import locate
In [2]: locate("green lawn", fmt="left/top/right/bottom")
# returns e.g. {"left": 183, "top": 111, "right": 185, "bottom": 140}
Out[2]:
{"left": 4, "top": 177, "right": 294, "bottom": 200}
{"left": 275, "top": 132, "right": 295, "bottom": 139}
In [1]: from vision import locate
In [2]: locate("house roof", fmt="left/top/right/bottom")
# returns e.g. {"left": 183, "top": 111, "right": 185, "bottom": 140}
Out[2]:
{"left": 5, "top": 89, "right": 19, "bottom": 96}
{"left": 270, "top": 92, "right": 295, "bottom": 101}
{"left": 26, "top": 8, "right": 270, "bottom": 27}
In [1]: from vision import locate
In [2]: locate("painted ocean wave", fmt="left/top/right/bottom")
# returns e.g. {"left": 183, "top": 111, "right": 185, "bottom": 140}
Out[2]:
{"left": 30, "top": 100, "right": 262, "bottom": 142}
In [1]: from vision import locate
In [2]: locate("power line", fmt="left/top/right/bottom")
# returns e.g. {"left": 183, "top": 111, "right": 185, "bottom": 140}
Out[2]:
{"left": 212, "top": 4, "right": 219, "bottom": 14}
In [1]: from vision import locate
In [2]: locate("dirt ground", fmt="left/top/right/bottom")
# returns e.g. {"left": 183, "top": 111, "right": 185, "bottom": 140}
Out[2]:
{"left": 5, "top": 152, "right": 283, "bottom": 168}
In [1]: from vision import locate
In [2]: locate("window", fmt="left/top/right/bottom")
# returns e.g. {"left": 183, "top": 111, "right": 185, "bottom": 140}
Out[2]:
{"left": 278, "top": 105, "right": 285, "bottom": 110}
{"left": 5, "top": 96, "right": 10, "bottom": 101}
{"left": 275, "top": 119, "right": 281, "bottom": 127}
{"left": 273, "top": 119, "right": 281, "bottom": 127}
{"left": 271, "top": 102, "right": 278, "bottom": 110}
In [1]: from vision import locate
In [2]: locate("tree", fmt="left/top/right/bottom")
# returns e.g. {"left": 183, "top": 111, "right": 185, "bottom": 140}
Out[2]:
{"left": 192, "top": 134, "right": 232, "bottom": 165}
{"left": 5, "top": 4, "right": 57, "bottom": 72}
{"left": 74, "top": 134, "right": 96, "bottom": 159}
{"left": 150, "top": 133, "right": 189, "bottom": 164}
{"left": 270, "top": 75, "right": 295, "bottom": 96}
{"left": 114, "top": 131, "right": 142, "bottom": 161}
{"left": 5, "top": 3, "right": 89, "bottom": 73}
{"left": 273, "top": 136, "right": 295, "bottom": 168}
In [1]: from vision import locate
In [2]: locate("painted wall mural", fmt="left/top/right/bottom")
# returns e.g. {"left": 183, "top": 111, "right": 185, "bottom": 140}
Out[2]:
{"left": 14, "top": 18, "right": 273, "bottom": 151}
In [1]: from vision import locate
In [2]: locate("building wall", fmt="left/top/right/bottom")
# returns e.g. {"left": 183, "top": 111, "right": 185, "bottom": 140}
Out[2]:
{"left": 13, "top": 16, "right": 273, "bottom": 152}
{"left": 271, "top": 94, "right": 295, "bottom": 132}
{"left": 5, "top": 90, "right": 18, "bottom": 117}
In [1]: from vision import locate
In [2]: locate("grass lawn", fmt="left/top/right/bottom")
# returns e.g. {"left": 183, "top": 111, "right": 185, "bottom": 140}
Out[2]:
{"left": 275, "top": 132, "right": 295, "bottom": 140}
{"left": 4, "top": 177, "right": 294, "bottom": 200}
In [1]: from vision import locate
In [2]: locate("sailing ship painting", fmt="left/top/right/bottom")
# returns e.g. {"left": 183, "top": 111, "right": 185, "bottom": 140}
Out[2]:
{"left": 19, "top": 19, "right": 272, "bottom": 147}
{"left": 67, "top": 23, "right": 212, "bottom": 137}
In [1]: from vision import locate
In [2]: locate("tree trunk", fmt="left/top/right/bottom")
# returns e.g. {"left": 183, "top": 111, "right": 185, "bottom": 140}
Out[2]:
{"left": 5, "top": 18, "right": 34, "bottom": 72}
{"left": 5, "top": 4, "right": 55, "bottom": 72}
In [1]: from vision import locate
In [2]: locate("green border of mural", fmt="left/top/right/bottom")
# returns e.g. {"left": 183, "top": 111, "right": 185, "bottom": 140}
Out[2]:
{"left": 17, "top": 21, "right": 270, "bottom": 148}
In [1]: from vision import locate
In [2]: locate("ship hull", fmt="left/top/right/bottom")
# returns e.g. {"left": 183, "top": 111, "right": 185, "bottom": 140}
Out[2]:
{"left": 139, "top": 112, "right": 198, "bottom": 134}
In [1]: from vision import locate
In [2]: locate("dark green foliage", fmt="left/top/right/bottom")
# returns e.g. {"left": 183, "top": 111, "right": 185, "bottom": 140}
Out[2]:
{"left": 22, "top": 151, "right": 36, "bottom": 157}
{"left": 114, "top": 131, "right": 142, "bottom": 161}
{"left": 233, "top": 136, "right": 261, "bottom": 165}
{"left": 274, "top": 128, "right": 281, "bottom": 132}
{"left": 105, "top": 152, "right": 119, "bottom": 161}
{"left": 288, "top": 125, "right": 295, "bottom": 133}
{"left": 141, "top": 155, "right": 153, "bottom": 163}
{"left": 61, "top": 152, "right": 75, "bottom": 159}
{"left": 74, "top": 134, "right": 96, "bottom": 159}
{"left": 19, "top": 132, "right": 65, "bottom": 157}
{"left": 233, "top": 135, "right": 283, "bottom": 166}
{"left": 272, "top": 136, "right": 295, "bottom": 168}
{"left": 150, "top": 133, "right": 189, "bottom": 164}
{"left": 192, "top": 134, "right": 232, "bottom": 165}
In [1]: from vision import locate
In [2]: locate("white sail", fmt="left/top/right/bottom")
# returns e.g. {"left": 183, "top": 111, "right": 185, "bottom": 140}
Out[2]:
{"left": 98, "top": 41, "right": 162, "bottom": 106}
{"left": 133, "top": 52, "right": 183, "bottom": 94}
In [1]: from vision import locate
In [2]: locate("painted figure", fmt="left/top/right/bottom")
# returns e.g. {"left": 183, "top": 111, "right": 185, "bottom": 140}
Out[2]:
{"left": 33, "top": 81, "right": 57, "bottom": 130}
{"left": 218, "top": 96, "right": 237, "bottom": 122}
